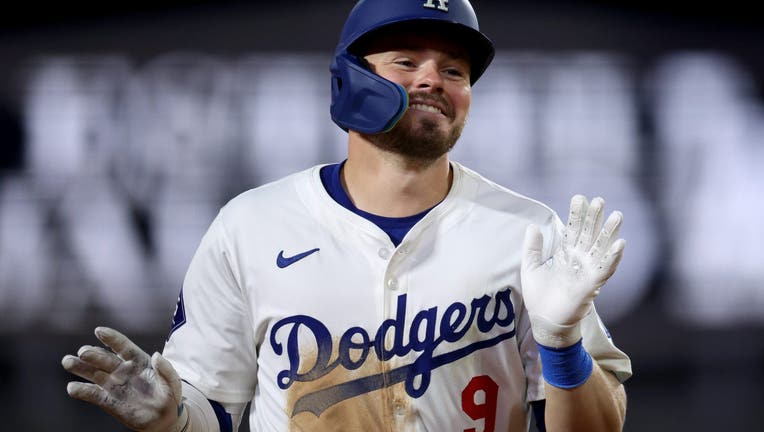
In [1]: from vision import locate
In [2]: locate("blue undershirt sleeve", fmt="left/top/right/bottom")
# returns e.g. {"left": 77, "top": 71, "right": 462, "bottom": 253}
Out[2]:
{"left": 208, "top": 399, "right": 233, "bottom": 432}
{"left": 530, "top": 399, "right": 546, "bottom": 432}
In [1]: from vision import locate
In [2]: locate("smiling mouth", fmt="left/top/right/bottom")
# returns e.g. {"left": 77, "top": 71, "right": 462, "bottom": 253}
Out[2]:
{"left": 409, "top": 103, "right": 443, "bottom": 115}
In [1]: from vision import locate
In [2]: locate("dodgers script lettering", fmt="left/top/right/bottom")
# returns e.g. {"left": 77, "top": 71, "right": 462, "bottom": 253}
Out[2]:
{"left": 269, "top": 287, "right": 516, "bottom": 417}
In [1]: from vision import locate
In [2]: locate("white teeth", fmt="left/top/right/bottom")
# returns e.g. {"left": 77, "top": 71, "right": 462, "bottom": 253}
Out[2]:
{"left": 410, "top": 103, "right": 442, "bottom": 114}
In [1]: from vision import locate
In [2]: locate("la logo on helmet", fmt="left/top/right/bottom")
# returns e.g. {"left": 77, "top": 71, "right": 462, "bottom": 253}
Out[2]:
{"left": 423, "top": 0, "right": 448, "bottom": 12}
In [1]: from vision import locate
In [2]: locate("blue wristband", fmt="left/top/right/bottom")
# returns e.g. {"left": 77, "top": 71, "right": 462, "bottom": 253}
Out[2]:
{"left": 537, "top": 339, "right": 593, "bottom": 389}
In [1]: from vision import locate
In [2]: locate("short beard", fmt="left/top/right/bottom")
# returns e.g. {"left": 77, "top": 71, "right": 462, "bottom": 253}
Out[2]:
{"left": 361, "top": 113, "right": 465, "bottom": 163}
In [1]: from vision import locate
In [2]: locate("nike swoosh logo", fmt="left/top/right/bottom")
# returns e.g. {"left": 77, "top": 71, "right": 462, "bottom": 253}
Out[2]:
{"left": 277, "top": 248, "right": 320, "bottom": 269}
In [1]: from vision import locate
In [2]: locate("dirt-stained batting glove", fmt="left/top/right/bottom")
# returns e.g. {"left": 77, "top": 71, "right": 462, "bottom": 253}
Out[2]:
{"left": 521, "top": 195, "right": 625, "bottom": 348}
{"left": 62, "top": 327, "right": 188, "bottom": 432}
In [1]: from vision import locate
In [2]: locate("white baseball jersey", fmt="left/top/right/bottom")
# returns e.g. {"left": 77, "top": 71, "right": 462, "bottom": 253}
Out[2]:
{"left": 163, "top": 161, "right": 632, "bottom": 432}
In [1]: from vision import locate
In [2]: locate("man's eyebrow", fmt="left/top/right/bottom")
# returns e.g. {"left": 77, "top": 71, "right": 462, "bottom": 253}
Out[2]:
{"left": 388, "top": 46, "right": 470, "bottom": 63}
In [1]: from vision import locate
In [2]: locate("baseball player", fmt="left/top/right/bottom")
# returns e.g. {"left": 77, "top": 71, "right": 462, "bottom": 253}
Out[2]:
{"left": 62, "top": 1, "right": 632, "bottom": 431}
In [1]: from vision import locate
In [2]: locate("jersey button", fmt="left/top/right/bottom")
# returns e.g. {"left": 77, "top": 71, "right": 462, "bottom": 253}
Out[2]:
{"left": 387, "top": 278, "right": 399, "bottom": 290}
{"left": 378, "top": 248, "right": 390, "bottom": 259}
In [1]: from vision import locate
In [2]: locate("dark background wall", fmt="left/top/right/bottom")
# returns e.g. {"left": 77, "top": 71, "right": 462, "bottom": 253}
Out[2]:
{"left": 1, "top": 1, "right": 763, "bottom": 431}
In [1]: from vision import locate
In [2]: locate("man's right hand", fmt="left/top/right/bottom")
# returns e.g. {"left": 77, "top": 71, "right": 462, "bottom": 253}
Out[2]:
{"left": 62, "top": 327, "right": 188, "bottom": 432}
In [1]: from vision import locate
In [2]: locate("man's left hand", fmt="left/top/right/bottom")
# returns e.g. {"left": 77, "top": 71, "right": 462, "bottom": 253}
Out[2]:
{"left": 521, "top": 195, "right": 625, "bottom": 348}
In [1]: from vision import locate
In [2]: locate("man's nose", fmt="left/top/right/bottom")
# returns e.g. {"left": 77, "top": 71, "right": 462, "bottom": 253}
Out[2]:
{"left": 413, "top": 60, "right": 444, "bottom": 91}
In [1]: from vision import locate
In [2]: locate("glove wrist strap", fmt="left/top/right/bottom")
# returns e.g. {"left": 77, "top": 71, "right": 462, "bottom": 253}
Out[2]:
{"left": 529, "top": 314, "right": 582, "bottom": 348}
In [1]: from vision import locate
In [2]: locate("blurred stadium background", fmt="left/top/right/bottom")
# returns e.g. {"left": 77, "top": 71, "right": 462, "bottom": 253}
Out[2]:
{"left": 1, "top": 1, "right": 762, "bottom": 430}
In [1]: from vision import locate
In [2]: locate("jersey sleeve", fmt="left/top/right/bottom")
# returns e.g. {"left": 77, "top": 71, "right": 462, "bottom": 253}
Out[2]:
{"left": 580, "top": 305, "right": 633, "bottom": 383}
{"left": 162, "top": 210, "right": 258, "bottom": 404}
{"left": 519, "top": 319, "right": 545, "bottom": 402}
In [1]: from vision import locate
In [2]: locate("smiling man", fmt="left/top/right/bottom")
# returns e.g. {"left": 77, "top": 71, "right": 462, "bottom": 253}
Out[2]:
{"left": 62, "top": 1, "right": 632, "bottom": 431}
{"left": 357, "top": 30, "right": 472, "bottom": 161}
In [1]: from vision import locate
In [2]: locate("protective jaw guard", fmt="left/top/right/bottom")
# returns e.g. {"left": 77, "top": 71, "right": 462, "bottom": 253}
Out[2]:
{"left": 330, "top": 53, "right": 409, "bottom": 134}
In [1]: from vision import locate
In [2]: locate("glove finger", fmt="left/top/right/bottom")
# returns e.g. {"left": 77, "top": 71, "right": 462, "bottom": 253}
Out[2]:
{"left": 596, "top": 238, "right": 626, "bottom": 280}
{"left": 66, "top": 381, "right": 131, "bottom": 424}
{"left": 589, "top": 210, "right": 622, "bottom": 260}
{"left": 152, "top": 352, "right": 182, "bottom": 404}
{"left": 66, "top": 381, "right": 110, "bottom": 406}
{"left": 95, "top": 327, "right": 150, "bottom": 367}
{"left": 522, "top": 224, "right": 544, "bottom": 270}
{"left": 577, "top": 196, "right": 604, "bottom": 251}
{"left": 563, "top": 195, "right": 588, "bottom": 249}
{"left": 62, "top": 354, "right": 112, "bottom": 386}
{"left": 68, "top": 380, "right": 152, "bottom": 431}
{"left": 77, "top": 345, "right": 122, "bottom": 373}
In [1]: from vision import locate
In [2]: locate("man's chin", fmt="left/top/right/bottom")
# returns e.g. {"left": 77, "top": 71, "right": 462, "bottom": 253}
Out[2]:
{"left": 364, "top": 124, "right": 460, "bottom": 162}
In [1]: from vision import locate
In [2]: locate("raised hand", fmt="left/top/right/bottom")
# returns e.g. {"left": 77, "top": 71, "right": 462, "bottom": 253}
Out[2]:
{"left": 62, "top": 327, "right": 187, "bottom": 432}
{"left": 521, "top": 195, "right": 625, "bottom": 348}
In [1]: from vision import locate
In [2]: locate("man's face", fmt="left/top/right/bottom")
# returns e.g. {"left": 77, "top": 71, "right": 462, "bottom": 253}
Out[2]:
{"left": 360, "top": 33, "right": 472, "bottom": 162}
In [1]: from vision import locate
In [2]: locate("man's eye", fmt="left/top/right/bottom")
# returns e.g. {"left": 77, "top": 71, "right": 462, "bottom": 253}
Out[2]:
{"left": 445, "top": 68, "right": 465, "bottom": 77}
{"left": 396, "top": 60, "right": 415, "bottom": 67}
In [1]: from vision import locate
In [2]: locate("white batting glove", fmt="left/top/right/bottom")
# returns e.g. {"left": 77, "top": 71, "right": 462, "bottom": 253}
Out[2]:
{"left": 521, "top": 195, "right": 625, "bottom": 348}
{"left": 62, "top": 327, "right": 188, "bottom": 432}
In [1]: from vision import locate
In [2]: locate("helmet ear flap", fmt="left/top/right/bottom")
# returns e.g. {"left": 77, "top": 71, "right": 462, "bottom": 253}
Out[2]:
{"left": 330, "top": 53, "right": 409, "bottom": 134}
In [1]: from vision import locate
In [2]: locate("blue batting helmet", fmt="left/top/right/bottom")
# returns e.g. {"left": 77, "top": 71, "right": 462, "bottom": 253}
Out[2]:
{"left": 330, "top": 0, "right": 495, "bottom": 134}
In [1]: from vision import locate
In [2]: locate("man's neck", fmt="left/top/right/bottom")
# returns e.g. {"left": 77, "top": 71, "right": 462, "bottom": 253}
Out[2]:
{"left": 342, "top": 134, "right": 452, "bottom": 218}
